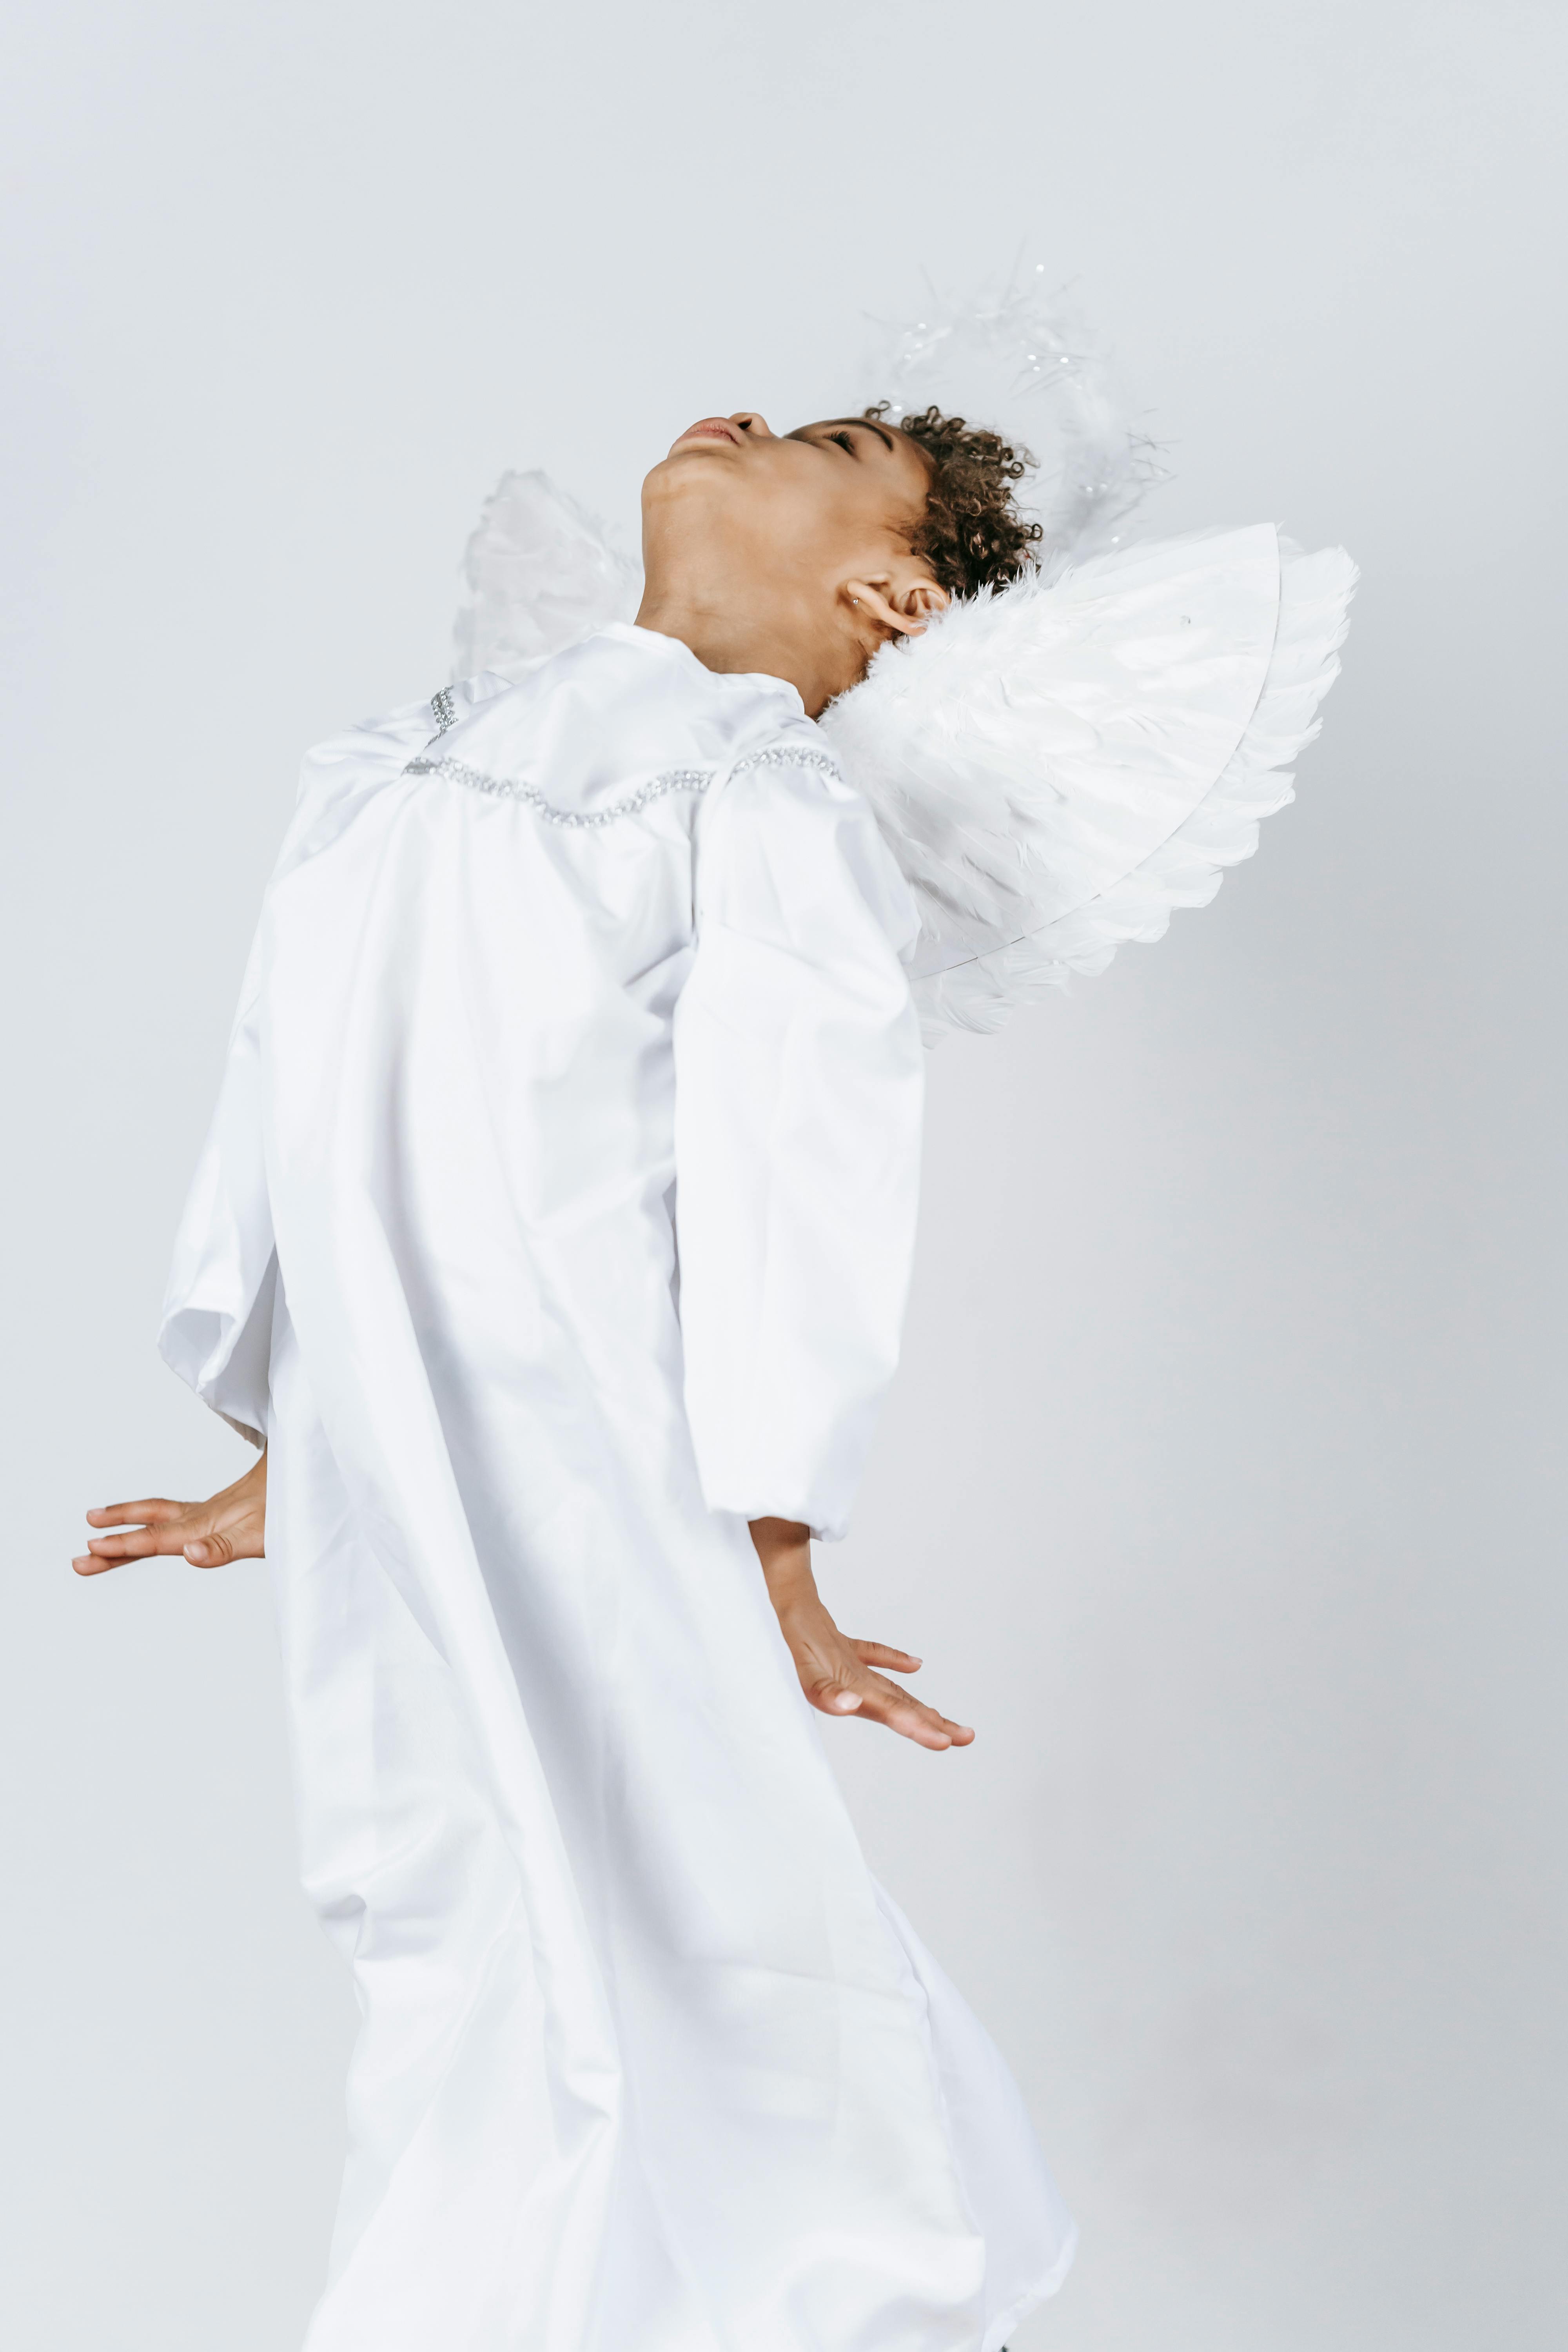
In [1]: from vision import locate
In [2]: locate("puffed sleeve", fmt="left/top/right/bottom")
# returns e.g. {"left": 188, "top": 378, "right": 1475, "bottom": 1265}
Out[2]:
{"left": 672, "top": 751, "right": 924, "bottom": 1542}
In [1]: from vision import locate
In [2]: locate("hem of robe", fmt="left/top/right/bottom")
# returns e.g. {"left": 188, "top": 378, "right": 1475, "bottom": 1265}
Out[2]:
{"left": 982, "top": 2229, "right": 1080, "bottom": 2352}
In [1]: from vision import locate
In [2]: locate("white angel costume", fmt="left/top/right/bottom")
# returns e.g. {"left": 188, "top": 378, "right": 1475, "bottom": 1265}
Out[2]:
{"left": 159, "top": 450, "right": 1353, "bottom": 2352}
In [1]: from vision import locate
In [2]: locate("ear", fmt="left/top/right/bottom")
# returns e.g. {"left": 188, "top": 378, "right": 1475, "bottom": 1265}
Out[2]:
{"left": 843, "top": 570, "right": 949, "bottom": 640}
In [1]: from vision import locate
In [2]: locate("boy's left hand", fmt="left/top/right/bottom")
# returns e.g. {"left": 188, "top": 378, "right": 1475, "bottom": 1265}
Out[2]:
{"left": 73, "top": 1450, "right": 268, "bottom": 1575}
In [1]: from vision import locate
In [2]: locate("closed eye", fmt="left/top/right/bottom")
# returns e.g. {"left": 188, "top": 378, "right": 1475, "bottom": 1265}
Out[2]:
{"left": 828, "top": 429, "right": 857, "bottom": 455}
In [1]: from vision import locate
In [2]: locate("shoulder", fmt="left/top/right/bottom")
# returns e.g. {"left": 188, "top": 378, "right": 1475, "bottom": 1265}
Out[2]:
{"left": 268, "top": 674, "right": 514, "bottom": 888}
{"left": 294, "top": 671, "right": 511, "bottom": 799}
{"left": 703, "top": 726, "right": 920, "bottom": 956}
{"left": 712, "top": 722, "right": 867, "bottom": 848}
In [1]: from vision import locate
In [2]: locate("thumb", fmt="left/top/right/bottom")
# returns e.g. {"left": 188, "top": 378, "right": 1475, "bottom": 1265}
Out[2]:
{"left": 184, "top": 1526, "right": 234, "bottom": 1568}
{"left": 811, "top": 1677, "right": 863, "bottom": 1715}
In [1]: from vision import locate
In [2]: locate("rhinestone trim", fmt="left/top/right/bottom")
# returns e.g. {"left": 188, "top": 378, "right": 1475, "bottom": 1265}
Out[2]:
{"left": 733, "top": 745, "right": 841, "bottom": 782}
{"left": 404, "top": 741, "right": 842, "bottom": 828}
{"left": 429, "top": 686, "right": 457, "bottom": 736}
{"left": 405, "top": 754, "right": 714, "bottom": 827}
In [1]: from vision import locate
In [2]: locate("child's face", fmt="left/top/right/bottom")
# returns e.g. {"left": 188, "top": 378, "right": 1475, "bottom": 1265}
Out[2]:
{"left": 648, "top": 409, "right": 932, "bottom": 564}
{"left": 639, "top": 410, "right": 943, "bottom": 706}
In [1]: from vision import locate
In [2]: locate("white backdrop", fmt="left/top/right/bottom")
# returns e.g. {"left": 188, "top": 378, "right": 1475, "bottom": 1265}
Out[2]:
{"left": 3, "top": 3, "right": 1564, "bottom": 2348}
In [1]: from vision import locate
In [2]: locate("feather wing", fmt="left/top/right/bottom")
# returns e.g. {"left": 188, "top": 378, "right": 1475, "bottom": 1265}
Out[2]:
{"left": 452, "top": 469, "right": 642, "bottom": 684}
{"left": 819, "top": 526, "right": 1357, "bottom": 1042}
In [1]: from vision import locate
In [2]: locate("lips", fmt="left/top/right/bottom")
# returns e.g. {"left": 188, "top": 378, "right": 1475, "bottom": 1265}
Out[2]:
{"left": 675, "top": 417, "right": 742, "bottom": 447}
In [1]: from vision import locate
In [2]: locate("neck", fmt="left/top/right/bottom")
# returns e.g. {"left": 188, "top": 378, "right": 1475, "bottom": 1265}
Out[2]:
{"left": 633, "top": 579, "right": 851, "bottom": 720}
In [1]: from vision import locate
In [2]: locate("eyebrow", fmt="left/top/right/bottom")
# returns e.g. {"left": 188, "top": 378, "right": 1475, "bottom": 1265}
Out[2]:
{"left": 823, "top": 416, "right": 896, "bottom": 454}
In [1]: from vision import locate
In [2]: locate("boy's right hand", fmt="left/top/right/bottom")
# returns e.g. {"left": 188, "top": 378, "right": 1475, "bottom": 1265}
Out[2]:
{"left": 73, "top": 1449, "right": 268, "bottom": 1575}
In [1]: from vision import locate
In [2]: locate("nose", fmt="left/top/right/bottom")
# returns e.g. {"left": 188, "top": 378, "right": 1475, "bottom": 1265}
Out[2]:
{"left": 729, "top": 412, "right": 773, "bottom": 439}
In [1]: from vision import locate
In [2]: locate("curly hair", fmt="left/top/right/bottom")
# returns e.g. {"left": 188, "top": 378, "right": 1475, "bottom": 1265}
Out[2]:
{"left": 864, "top": 401, "right": 1042, "bottom": 599}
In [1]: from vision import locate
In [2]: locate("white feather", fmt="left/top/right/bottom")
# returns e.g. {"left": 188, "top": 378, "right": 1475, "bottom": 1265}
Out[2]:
{"left": 820, "top": 528, "right": 1357, "bottom": 1042}
{"left": 452, "top": 469, "right": 641, "bottom": 684}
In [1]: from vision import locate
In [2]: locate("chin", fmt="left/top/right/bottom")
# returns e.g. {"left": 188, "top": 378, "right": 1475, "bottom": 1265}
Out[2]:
{"left": 642, "top": 448, "right": 738, "bottom": 513}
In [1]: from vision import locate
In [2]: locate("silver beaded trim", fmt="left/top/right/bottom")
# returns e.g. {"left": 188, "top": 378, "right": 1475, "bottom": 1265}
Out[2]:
{"left": 403, "top": 739, "right": 843, "bottom": 828}
{"left": 429, "top": 686, "right": 457, "bottom": 736}
{"left": 732, "top": 744, "right": 841, "bottom": 782}
{"left": 404, "top": 754, "right": 715, "bottom": 827}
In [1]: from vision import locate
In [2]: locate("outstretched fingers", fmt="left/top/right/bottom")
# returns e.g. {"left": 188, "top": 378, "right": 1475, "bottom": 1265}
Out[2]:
{"left": 847, "top": 1638, "right": 971, "bottom": 1746}
{"left": 73, "top": 1499, "right": 197, "bottom": 1576}
{"left": 74, "top": 1455, "right": 266, "bottom": 1577}
{"left": 85, "top": 1499, "right": 187, "bottom": 1531}
{"left": 808, "top": 1659, "right": 973, "bottom": 1752}
{"left": 859, "top": 1667, "right": 975, "bottom": 1750}
{"left": 849, "top": 1639, "right": 923, "bottom": 1675}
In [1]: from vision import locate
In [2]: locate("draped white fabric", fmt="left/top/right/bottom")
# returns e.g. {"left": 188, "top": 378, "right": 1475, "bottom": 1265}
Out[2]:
{"left": 674, "top": 753, "right": 924, "bottom": 1541}
{"left": 160, "top": 627, "right": 1075, "bottom": 2352}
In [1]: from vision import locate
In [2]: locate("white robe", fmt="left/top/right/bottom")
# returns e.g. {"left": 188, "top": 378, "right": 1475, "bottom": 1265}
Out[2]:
{"left": 161, "top": 623, "right": 1075, "bottom": 2352}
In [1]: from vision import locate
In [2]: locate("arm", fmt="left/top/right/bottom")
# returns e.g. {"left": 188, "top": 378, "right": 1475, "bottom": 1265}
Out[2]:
{"left": 673, "top": 753, "right": 923, "bottom": 1543}
{"left": 673, "top": 753, "right": 971, "bottom": 1747}
{"left": 73, "top": 1449, "right": 267, "bottom": 1575}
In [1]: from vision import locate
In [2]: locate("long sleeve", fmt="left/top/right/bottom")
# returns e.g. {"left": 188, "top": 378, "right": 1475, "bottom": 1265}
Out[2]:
{"left": 157, "top": 927, "right": 277, "bottom": 1446}
{"left": 155, "top": 684, "right": 481, "bottom": 1446}
{"left": 672, "top": 750, "right": 924, "bottom": 1542}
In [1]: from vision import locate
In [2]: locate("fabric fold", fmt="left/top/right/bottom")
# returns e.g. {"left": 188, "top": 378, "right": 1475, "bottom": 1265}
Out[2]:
{"left": 673, "top": 751, "right": 923, "bottom": 1542}
{"left": 157, "top": 629, "right": 1075, "bottom": 2348}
